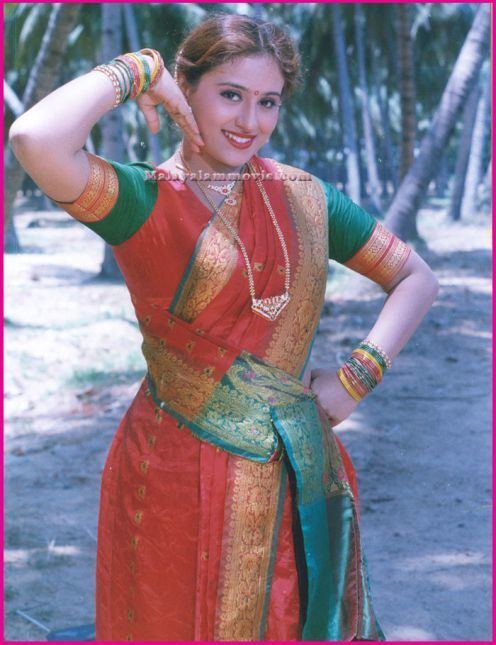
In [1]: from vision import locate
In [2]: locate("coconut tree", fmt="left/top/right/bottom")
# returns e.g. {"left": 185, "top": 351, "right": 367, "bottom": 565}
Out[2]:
{"left": 5, "top": 3, "right": 81, "bottom": 252}
{"left": 354, "top": 4, "right": 381, "bottom": 211}
{"left": 384, "top": 4, "right": 490, "bottom": 239}
{"left": 448, "top": 82, "right": 480, "bottom": 220}
{"left": 461, "top": 62, "right": 491, "bottom": 219}
{"left": 331, "top": 3, "right": 361, "bottom": 203}
{"left": 98, "top": 4, "right": 126, "bottom": 281}
{"left": 395, "top": 4, "right": 417, "bottom": 181}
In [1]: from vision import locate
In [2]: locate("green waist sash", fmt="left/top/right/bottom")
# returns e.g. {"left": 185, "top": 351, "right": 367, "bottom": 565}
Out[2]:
{"left": 145, "top": 343, "right": 385, "bottom": 641}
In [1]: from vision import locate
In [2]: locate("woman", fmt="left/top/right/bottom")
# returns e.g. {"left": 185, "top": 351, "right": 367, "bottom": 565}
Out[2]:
{"left": 9, "top": 13, "right": 438, "bottom": 642}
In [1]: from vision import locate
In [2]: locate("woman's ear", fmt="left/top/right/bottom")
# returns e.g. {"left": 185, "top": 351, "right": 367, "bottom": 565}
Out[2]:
{"left": 175, "top": 72, "right": 191, "bottom": 102}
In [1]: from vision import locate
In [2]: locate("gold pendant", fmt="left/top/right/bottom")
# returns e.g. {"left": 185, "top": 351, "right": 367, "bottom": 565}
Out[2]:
{"left": 251, "top": 293, "right": 290, "bottom": 321}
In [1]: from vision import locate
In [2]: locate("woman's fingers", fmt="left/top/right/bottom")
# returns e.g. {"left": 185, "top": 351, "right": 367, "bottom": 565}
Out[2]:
{"left": 164, "top": 99, "right": 204, "bottom": 150}
{"left": 138, "top": 102, "right": 160, "bottom": 134}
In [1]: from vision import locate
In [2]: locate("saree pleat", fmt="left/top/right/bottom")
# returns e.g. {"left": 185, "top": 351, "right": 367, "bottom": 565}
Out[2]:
{"left": 95, "top": 155, "right": 384, "bottom": 640}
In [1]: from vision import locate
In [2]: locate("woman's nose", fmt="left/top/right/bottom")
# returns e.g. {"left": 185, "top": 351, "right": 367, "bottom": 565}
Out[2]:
{"left": 235, "top": 99, "right": 258, "bottom": 132}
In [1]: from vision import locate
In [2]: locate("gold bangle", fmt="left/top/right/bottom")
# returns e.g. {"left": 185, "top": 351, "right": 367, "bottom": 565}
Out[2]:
{"left": 353, "top": 348, "right": 384, "bottom": 378}
{"left": 337, "top": 368, "right": 362, "bottom": 402}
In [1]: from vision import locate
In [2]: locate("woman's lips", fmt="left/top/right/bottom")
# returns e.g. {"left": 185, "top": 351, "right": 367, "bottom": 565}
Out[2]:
{"left": 222, "top": 129, "right": 256, "bottom": 149}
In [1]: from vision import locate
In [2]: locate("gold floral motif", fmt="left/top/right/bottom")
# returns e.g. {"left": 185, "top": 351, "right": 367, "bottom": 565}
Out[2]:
{"left": 214, "top": 458, "right": 283, "bottom": 641}
{"left": 55, "top": 153, "right": 118, "bottom": 222}
{"left": 147, "top": 435, "right": 156, "bottom": 449}
{"left": 139, "top": 460, "right": 149, "bottom": 475}
{"left": 133, "top": 511, "right": 143, "bottom": 525}
{"left": 172, "top": 182, "right": 244, "bottom": 322}
{"left": 136, "top": 486, "right": 146, "bottom": 501}
{"left": 344, "top": 221, "right": 411, "bottom": 288}
{"left": 263, "top": 162, "right": 329, "bottom": 377}
{"left": 142, "top": 330, "right": 218, "bottom": 419}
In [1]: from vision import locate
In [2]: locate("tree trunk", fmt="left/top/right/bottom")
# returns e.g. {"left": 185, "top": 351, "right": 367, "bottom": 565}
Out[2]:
{"left": 396, "top": 4, "right": 417, "bottom": 181}
{"left": 98, "top": 4, "right": 126, "bottom": 282}
{"left": 384, "top": 4, "right": 490, "bottom": 239}
{"left": 371, "top": 51, "right": 397, "bottom": 195}
{"left": 448, "top": 81, "right": 480, "bottom": 220}
{"left": 4, "top": 81, "right": 23, "bottom": 117}
{"left": 4, "top": 3, "right": 81, "bottom": 253}
{"left": 461, "top": 63, "right": 491, "bottom": 219}
{"left": 331, "top": 4, "right": 361, "bottom": 204}
{"left": 479, "top": 157, "right": 491, "bottom": 213}
{"left": 434, "top": 153, "right": 450, "bottom": 199}
{"left": 122, "top": 3, "right": 162, "bottom": 165}
{"left": 354, "top": 5, "right": 381, "bottom": 212}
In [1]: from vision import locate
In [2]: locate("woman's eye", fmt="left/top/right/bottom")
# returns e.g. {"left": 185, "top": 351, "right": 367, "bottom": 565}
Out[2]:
{"left": 221, "top": 90, "right": 241, "bottom": 101}
{"left": 261, "top": 99, "right": 277, "bottom": 109}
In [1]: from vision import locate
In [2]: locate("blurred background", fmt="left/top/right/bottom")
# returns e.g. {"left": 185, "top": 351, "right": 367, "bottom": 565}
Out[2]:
{"left": 4, "top": 3, "right": 492, "bottom": 641}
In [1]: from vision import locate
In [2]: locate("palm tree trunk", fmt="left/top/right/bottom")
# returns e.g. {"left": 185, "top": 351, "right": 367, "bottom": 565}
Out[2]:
{"left": 5, "top": 3, "right": 81, "bottom": 253}
{"left": 396, "top": 4, "right": 417, "bottom": 181}
{"left": 448, "top": 82, "right": 480, "bottom": 220}
{"left": 384, "top": 4, "right": 490, "bottom": 239}
{"left": 122, "top": 3, "right": 162, "bottom": 164}
{"left": 354, "top": 5, "right": 381, "bottom": 212}
{"left": 98, "top": 4, "right": 125, "bottom": 282}
{"left": 434, "top": 153, "right": 450, "bottom": 199}
{"left": 461, "top": 63, "right": 491, "bottom": 219}
{"left": 371, "top": 52, "right": 397, "bottom": 195}
{"left": 331, "top": 4, "right": 361, "bottom": 204}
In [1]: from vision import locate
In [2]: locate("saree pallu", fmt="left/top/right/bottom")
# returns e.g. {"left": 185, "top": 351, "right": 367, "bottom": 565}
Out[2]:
{"left": 69, "top": 153, "right": 398, "bottom": 641}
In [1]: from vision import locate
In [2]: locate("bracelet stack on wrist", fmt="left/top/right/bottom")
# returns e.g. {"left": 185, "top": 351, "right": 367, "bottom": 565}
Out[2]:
{"left": 94, "top": 48, "right": 165, "bottom": 109}
{"left": 336, "top": 339, "right": 392, "bottom": 402}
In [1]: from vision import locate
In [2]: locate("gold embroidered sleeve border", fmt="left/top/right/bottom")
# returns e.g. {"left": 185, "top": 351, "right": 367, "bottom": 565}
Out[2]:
{"left": 55, "top": 152, "right": 118, "bottom": 222}
{"left": 344, "top": 221, "right": 411, "bottom": 287}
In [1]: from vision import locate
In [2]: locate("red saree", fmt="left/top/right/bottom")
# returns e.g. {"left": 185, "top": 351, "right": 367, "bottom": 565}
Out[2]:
{"left": 56, "top": 152, "right": 409, "bottom": 641}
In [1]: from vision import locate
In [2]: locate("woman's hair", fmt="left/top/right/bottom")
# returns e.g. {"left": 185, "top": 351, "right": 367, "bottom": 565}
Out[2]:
{"left": 174, "top": 13, "right": 302, "bottom": 101}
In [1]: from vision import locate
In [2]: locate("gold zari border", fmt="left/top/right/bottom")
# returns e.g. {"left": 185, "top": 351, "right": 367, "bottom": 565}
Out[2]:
{"left": 344, "top": 221, "right": 411, "bottom": 287}
{"left": 214, "top": 459, "right": 282, "bottom": 641}
{"left": 173, "top": 181, "right": 244, "bottom": 322}
{"left": 263, "top": 162, "right": 329, "bottom": 377}
{"left": 55, "top": 152, "right": 118, "bottom": 222}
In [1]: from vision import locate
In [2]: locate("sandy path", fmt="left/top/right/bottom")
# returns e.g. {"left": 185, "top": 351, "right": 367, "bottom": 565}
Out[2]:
{"left": 4, "top": 205, "right": 491, "bottom": 641}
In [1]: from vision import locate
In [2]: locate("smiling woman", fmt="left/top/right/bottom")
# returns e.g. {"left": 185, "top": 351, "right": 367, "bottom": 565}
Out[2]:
{"left": 9, "top": 10, "right": 438, "bottom": 642}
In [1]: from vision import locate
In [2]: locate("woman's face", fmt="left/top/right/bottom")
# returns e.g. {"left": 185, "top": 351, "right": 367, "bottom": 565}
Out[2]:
{"left": 181, "top": 54, "right": 285, "bottom": 171}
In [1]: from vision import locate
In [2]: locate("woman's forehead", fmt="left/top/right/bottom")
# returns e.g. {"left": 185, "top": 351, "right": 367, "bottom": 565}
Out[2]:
{"left": 204, "top": 56, "right": 284, "bottom": 91}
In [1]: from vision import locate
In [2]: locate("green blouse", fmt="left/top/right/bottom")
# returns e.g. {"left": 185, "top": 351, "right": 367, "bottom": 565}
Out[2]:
{"left": 56, "top": 154, "right": 410, "bottom": 287}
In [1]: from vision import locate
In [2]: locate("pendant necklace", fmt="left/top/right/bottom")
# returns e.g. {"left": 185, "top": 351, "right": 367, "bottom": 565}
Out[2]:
{"left": 177, "top": 146, "right": 291, "bottom": 322}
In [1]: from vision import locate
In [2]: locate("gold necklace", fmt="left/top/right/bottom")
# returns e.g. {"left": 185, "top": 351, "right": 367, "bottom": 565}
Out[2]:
{"left": 178, "top": 148, "right": 291, "bottom": 321}
{"left": 207, "top": 180, "right": 236, "bottom": 196}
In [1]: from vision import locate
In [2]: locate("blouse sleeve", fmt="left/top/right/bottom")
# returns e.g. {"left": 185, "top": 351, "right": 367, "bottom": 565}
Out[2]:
{"left": 54, "top": 152, "right": 158, "bottom": 246}
{"left": 314, "top": 176, "right": 411, "bottom": 289}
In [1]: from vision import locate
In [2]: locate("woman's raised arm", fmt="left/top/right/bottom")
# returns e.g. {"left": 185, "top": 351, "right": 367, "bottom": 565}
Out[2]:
{"left": 9, "top": 52, "right": 204, "bottom": 203}
{"left": 9, "top": 71, "right": 118, "bottom": 202}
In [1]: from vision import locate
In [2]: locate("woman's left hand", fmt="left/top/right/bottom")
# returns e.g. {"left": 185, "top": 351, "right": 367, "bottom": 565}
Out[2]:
{"left": 310, "top": 368, "right": 359, "bottom": 427}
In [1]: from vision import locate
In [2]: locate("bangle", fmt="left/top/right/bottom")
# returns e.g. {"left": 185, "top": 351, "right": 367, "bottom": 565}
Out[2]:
{"left": 139, "top": 48, "right": 165, "bottom": 90}
{"left": 336, "top": 339, "right": 391, "bottom": 402}
{"left": 94, "top": 64, "right": 122, "bottom": 109}
{"left": 93, "top": 48, "right": 165, "bottom": 109}
{"left": 361, "top": 339, "right": 392, "bottom": 369}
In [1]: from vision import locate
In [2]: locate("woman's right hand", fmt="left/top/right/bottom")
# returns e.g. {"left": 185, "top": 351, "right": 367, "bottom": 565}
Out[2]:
{"left": 137, "top": 64, "right": 205, "bottom": 153}
{"left": 310, "top": 368, "right": 359, "bottom": 427}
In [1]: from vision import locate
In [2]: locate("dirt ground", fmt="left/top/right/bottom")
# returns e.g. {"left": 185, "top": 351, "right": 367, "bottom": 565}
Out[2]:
{"left": 4, "top": 200, "right": 492, "bottom": 641}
